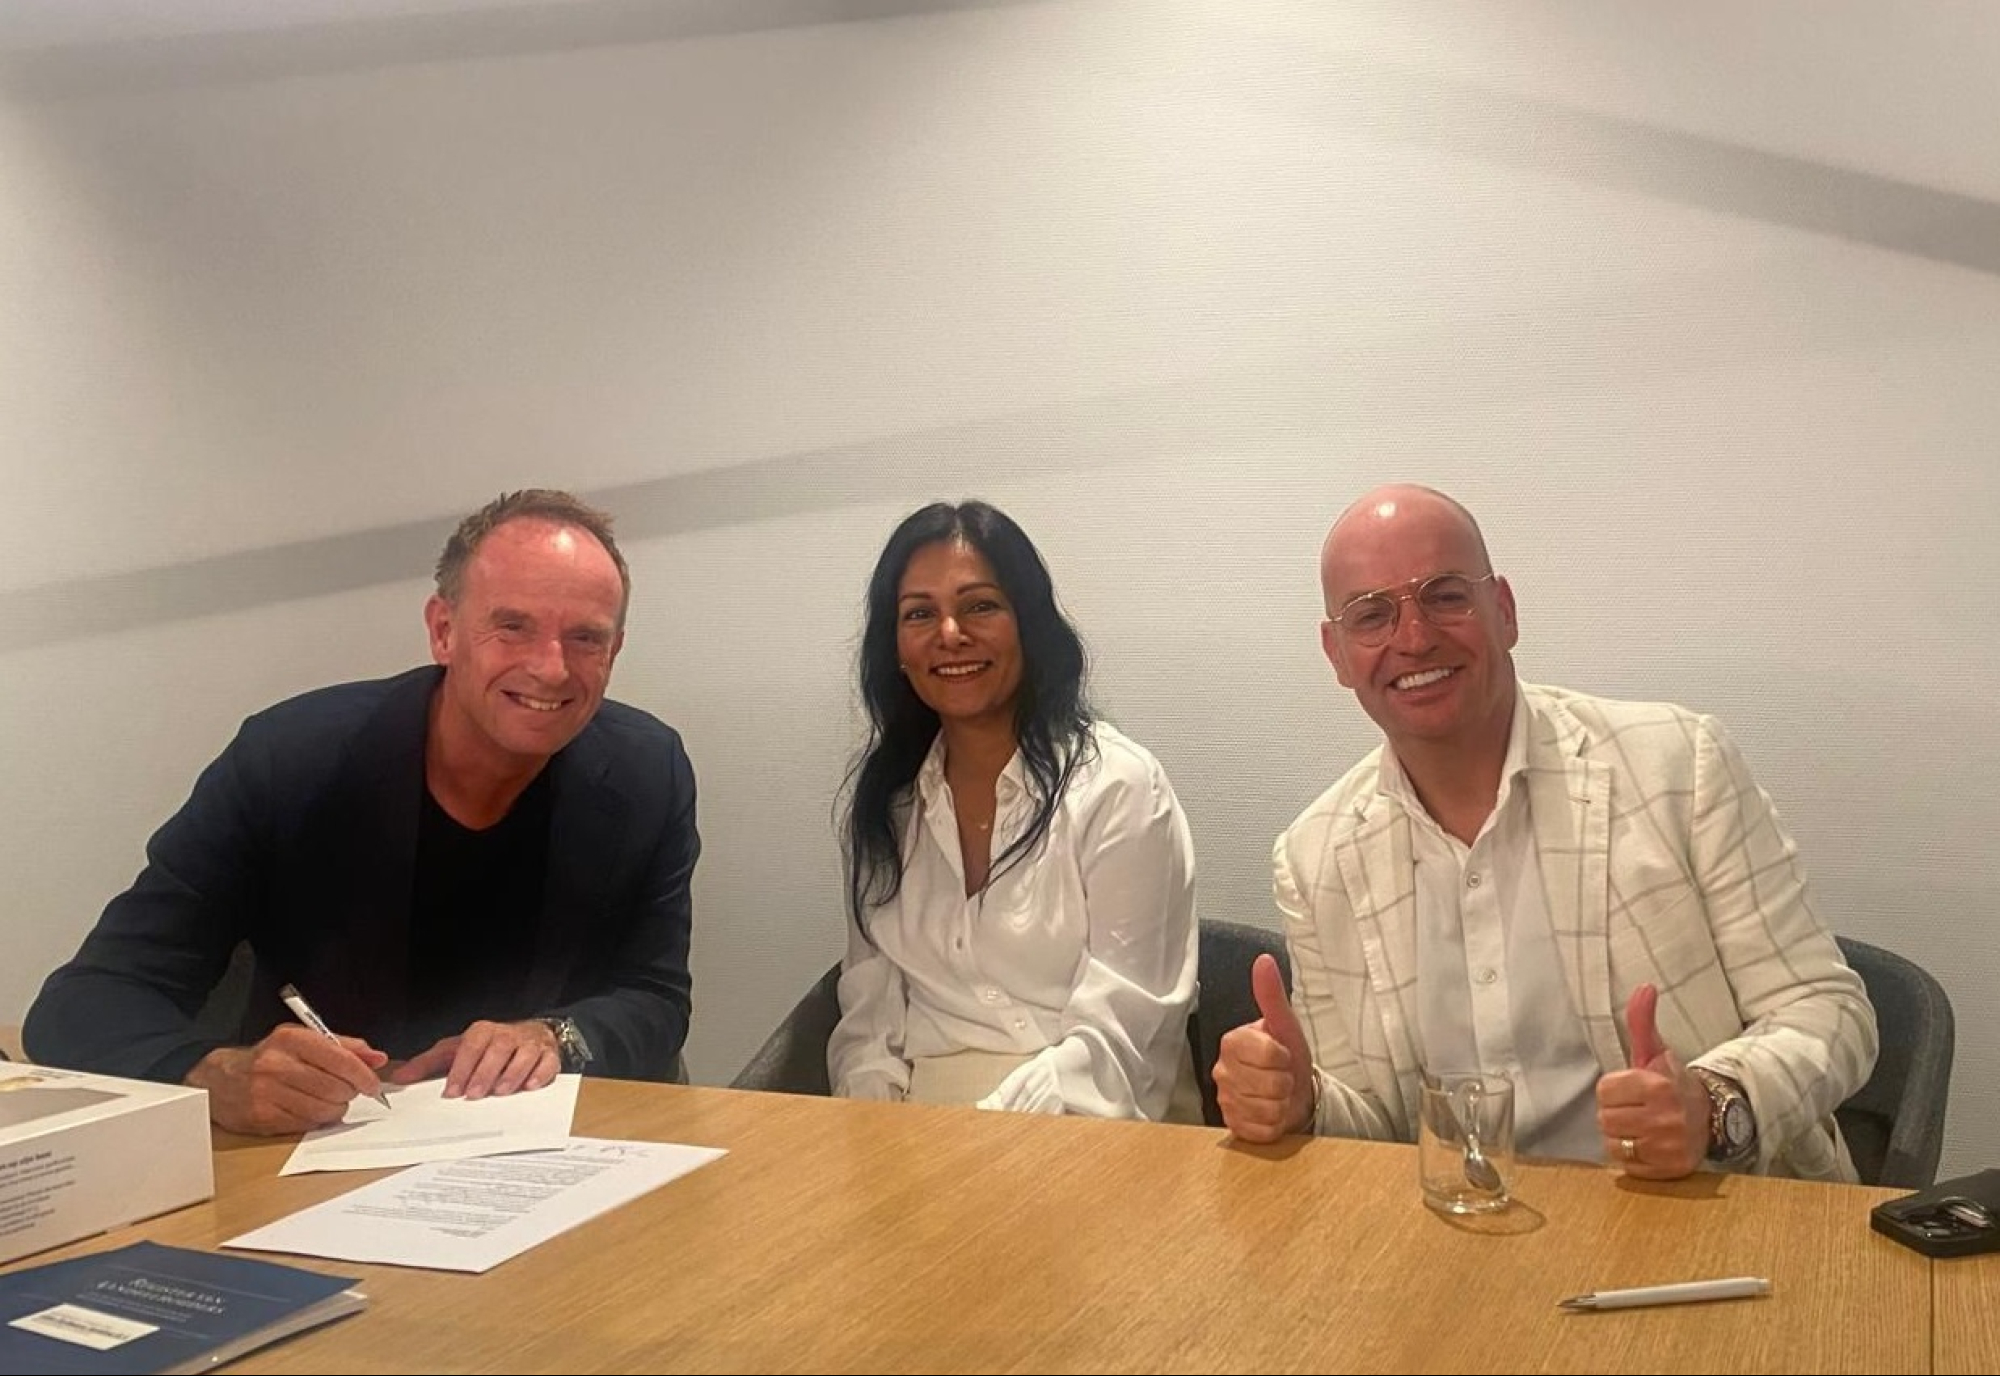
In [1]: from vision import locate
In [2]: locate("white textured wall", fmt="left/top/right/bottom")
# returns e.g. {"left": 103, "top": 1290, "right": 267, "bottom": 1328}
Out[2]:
{"left": 1, "top": 0, "right": 1993, "bottom": 1177}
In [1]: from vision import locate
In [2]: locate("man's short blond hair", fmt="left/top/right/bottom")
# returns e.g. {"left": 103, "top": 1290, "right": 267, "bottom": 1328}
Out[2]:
{"left": 434, "top": 489, "right": 630, "bottom": 616}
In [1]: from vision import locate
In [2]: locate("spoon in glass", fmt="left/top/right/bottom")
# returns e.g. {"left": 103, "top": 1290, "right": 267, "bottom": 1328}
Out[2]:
{"left": 1453, "top": 1081, "right": 1505, "bottom": 1195}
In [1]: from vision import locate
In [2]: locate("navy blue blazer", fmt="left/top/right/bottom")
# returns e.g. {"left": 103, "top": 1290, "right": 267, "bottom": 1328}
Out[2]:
{"left": 24, "top": 666, "right": 698, "bottom": 1085}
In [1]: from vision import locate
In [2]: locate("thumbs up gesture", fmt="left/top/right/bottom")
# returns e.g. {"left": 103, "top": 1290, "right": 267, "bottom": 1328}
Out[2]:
{"left": 1593, "top": 983, "right": 1712, "bottom": 1179}
{"left": 1213, "top": 954, "right": 1316, "bottom": 1142}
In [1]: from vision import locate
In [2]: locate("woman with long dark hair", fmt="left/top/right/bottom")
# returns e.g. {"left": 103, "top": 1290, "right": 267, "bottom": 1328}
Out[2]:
{"left": 827, "top": 500, "right": 1200, "bottom": 1120}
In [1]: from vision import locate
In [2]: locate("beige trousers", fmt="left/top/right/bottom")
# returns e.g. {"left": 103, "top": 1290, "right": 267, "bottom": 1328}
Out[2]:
{"left": 907, "top": 1043, "right": 1206, "bottom": 1125}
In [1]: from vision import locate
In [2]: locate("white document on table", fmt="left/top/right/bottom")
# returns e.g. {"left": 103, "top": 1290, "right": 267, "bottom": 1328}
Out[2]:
{"left": 277, "top": 1073, "right": 581, "bottom": 1175}
{"left": 226, "top": 1137, "right": 726, "bottom": 1272}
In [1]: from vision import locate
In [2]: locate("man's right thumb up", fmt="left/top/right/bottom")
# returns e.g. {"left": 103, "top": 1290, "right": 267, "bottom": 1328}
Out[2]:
{"left": 1251, "top": 952, "right": 1305, "bottom": 1054}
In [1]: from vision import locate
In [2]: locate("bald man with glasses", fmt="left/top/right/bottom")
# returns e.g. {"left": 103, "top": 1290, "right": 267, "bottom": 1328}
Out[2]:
{"left": 1212, "top": 484, "right": 1878, "bottom": 1182}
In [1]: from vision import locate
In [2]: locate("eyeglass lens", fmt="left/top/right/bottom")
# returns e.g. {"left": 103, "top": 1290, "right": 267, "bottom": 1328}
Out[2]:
{"left": 1341, "top": 575, "right": 1481, "bottom": 644}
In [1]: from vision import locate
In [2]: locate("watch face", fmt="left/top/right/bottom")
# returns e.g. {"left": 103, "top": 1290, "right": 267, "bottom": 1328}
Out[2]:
{"left": 1722, "top": 1097, "right": 1753, "bottom": 1150}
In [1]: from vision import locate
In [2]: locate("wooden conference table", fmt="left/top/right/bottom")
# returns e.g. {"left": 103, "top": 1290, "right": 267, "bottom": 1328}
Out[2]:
{"left": 1934, "top": 1248, "right": 2000, "bottom": 1376}
{"left": 8, "top": 1081, "right": 1951, "bottom": 1374}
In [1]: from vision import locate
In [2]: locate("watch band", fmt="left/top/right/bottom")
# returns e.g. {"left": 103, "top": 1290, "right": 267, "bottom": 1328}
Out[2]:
{"left": 537, "top": 1016, "right": 594, "bottom": 1073}
{"left": 1693, "top": 1067, "right": 1755, "bottom": 1164}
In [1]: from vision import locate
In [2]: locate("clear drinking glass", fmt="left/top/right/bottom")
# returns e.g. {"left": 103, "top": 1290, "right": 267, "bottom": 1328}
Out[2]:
{"left": 1418, "top": 1069, "right": 1515, "bottom": 1214}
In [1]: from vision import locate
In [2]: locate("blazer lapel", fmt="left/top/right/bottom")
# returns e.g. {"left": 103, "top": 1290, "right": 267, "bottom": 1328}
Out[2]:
{"left": 1331, "top": 790, "right": 1424, "bottom": 1131}
{"left": 1524, "top": 691, "right": 1622, "bottom": 1071}
{"left": 524, "top": 733, "right": 623, "bottom": 1013}
{"left": 293, "top": 669, "right": 434, "bottom": 1036}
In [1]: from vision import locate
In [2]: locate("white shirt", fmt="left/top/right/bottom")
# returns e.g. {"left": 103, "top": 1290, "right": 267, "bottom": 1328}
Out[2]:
{"left": 828, "top": 722, "right": 1198, "bottom": 1120}
{"left": 1381, "top": 695, "right": 1604, "bottom": 1161}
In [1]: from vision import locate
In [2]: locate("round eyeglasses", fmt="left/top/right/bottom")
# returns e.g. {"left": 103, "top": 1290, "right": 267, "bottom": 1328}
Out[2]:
{"left": 1330, "top": 572, "right": 1497, "bottom": 648}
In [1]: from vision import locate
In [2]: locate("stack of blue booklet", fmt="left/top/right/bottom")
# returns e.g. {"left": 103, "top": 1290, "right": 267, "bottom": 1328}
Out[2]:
{"left": 0, "top": 1241, "right": 364, "bottom": 1374}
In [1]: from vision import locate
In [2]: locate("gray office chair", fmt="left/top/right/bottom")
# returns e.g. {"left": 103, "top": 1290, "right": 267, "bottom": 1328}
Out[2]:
{"left": 1833, "top": 935, "right": 1954, "bottom": 1189}
{"left": 730, "top": 962, "right": 842, "bottom": 1095}
{"left": 1191, "top": 919, "right": 1292, "bottom": 1128}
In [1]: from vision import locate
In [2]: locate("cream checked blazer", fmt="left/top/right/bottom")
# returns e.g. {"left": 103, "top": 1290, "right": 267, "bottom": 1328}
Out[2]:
{"left": 1276, "top": 682, "right": 1879, "bottom": 1181}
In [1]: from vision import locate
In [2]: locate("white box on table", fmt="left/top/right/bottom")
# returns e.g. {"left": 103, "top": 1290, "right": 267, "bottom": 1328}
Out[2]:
{"left": 0, "top": 1060, "right": 213, "bottom": 1267}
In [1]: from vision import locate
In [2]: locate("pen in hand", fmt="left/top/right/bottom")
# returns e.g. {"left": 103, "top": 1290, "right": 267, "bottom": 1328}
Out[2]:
{"left": 278, "top": 983, "right": 392, "bottom": 1110}
{"left": 1559, "top": 1277, "right": 1770, "bottom": 1311}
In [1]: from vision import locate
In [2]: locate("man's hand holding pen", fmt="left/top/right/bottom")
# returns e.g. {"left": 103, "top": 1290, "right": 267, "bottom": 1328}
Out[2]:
{"left": 183, "top": 1023, "right": 391, "bottom": 1137}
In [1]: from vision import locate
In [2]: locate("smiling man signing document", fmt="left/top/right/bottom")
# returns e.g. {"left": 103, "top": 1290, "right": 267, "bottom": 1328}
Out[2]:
{"left": 26, "top": 490, "right": 698, "bottom": 1136}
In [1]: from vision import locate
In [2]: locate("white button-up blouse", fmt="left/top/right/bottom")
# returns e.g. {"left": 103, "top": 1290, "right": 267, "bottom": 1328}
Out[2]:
{"left": 828, "top": 722, "right": 1198, "bottom": 1120}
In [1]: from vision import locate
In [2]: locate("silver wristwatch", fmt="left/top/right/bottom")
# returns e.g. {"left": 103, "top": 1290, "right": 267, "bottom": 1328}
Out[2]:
{"left": 537, "top": 1015, "right": 594, "bottom": 1073}
{"left": 1692, "top": 1067, "right": 1756, "bottom": 1164}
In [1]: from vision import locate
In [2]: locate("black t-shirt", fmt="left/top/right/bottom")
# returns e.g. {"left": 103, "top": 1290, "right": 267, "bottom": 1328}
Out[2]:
{"left": 404, "top": 771, "right": 553, "bottom": 1055}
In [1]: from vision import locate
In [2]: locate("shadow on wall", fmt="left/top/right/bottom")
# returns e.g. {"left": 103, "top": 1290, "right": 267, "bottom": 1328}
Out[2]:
{"left": 1280, "top": 53, "right": 2000, "bottom": 282}
{"left": 0, "top": 390, "right": 1225, "bottom": 652}
{"left": 6, "top": 28, "right": 1999, "bottom": 652}
{"left": 0, "top": 0, "right": 1042, "bottom": 97}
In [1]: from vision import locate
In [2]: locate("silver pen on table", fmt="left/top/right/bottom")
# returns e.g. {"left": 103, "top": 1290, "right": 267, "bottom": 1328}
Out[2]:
{"left": 278, "top": 982, "right": 392, "bottom": 1110}
{"left": 1558, "top": 1277, "right": 1771, "bottom": 1312}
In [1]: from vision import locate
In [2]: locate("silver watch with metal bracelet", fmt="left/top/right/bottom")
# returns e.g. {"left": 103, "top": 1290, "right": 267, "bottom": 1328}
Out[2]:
{"left": 537, "top": 1016, "right": 594, "bottom": 1073}
{"left": 1692, "top": 1067, "right": 1756, "bottom": 1164}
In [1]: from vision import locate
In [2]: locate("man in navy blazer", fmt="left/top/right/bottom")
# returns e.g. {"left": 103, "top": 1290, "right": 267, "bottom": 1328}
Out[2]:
{"left": 25, "top": 490, "right": 698, "bottom": 1135}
